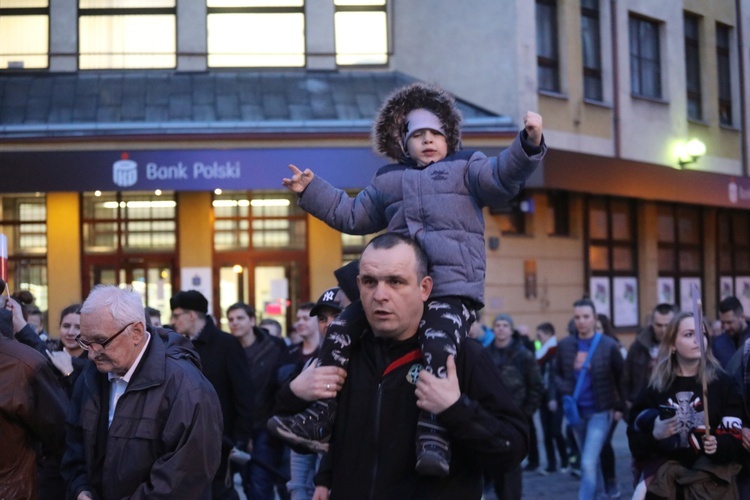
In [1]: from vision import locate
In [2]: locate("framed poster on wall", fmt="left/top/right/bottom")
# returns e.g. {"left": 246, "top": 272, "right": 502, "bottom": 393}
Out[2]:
{"left": 720, "top": 276, "right": 734, "bottom": 301}
{"left": 735, "top": 277, "right": 750, "bottom": 314}
{"left": 657, "top": 277, "right": 675, "bottom": 305}
{"left": 613, "top": 277, "right": 638, "bottom": 327}
{"left": 590, "top": 277, "right": 610, "bottom": 320}
{"left": 679, "top": 278, "right": 701, "bottom": 313}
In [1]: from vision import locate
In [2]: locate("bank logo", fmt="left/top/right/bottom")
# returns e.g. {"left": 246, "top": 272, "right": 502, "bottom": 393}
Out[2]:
{"left": 113, "top": 153, "right": 138, "bottom": 188}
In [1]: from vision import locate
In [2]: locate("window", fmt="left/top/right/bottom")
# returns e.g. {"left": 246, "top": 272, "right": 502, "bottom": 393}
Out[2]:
{"left": 334, "top": 0, "right": 387, "bottom": 66}
{"left": 717, "top": 23, "right": 732, "bottom": 126}
{"left": 82, "top": 191, "right": 176, "bottom": 253}
{"left": 718, "top": 210, "right": 750, "bottom": 275}
{"left": 580, "top": 0, "right": 602, "bottom": 101}
{"left": 657, "top": 204, "right": 702, "bottom": 307}
{"left": 0, "top": 194, "right": 48, "bottom": 312}
{"left": 213, "top": 191, "right": 307, "bottom": 250}
{"left": 546, "top": 191, "right": 570, "bottom": 236}
{"left": 586, "top": 196, "right": 638, "bottom": 326}
{"left": 0, "top": 0, "right": 48, "bottom": 69}
{"left": 684, "top": 13, "right": 702, "bottom": 120}
{"left": 536, "top": 0, "right": 560, "bottom": 93}
{"left": 207, "top": 0, "right": 305, "bottom": 68}
{"left": 629, "top": 15, "right": 661, "bottom": 99}
{"left": 78, "top": 0, "right": 176, "bottom": 69}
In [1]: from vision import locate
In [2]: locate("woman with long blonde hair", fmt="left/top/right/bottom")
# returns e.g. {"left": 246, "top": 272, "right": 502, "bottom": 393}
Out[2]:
{"left": 627, "top": 311, "right": 743, "bottom": 499}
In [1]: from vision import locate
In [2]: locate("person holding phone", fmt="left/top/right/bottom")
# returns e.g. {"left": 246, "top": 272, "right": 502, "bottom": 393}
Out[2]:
{"left": 627, "top": 311, "right": 743, "bottom": 499}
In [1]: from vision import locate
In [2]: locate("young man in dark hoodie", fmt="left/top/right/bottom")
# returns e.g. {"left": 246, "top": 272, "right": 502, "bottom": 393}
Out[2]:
{"left": 270, "top": 81, "right": 545, "bottom": 475}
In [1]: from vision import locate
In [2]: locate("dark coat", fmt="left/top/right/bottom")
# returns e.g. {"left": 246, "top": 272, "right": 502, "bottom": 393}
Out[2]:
{"left": 276, "top": 330, "right": 528, "bottom": 500}
{"left": 192, "top": 316, "right": 255, "bottom": 445}
{"left": 622, "top": 325, "right": 659, "bottom": 405}
{"left": 712, "top": 325, "right": 750, "bottom": 368}
{"left": 0, "top": 336, "right": 67, "bottom": 500}
{"left": 554, "top": 334, "right": 626, "bottom": 413}
{"left": 486, "top": 338, "right": 544, "bottom": 417}
{"left": 61, "top": 328, "right": 223, "bottom": 500}
{"left": 243, "top": 326, "right": 286, "bottom": 429}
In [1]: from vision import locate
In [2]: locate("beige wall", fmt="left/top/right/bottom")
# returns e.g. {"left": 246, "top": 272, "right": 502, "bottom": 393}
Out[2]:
{"left": 47, "top": 192, "right": 82, "bottom": 332}
{"left": 177, "top": 191, "right": 212, "bottom": 270}
{"left": 307, "top": 215, "right": 343, "bottom": 300}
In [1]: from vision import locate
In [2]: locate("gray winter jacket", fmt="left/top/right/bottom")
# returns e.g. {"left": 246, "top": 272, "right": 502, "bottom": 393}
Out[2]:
{"left": 298, "top": 132, "right": 545, "bottom": 305}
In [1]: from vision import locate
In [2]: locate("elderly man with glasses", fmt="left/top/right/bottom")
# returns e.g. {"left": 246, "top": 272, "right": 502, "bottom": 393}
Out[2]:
{"left": 61, "top": 285, "right": 223, "bottom": 500}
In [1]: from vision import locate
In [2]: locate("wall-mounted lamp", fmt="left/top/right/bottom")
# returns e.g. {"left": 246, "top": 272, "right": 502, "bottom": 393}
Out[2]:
{"left": 675, "top": 139, "right": 706, "bottom": 168}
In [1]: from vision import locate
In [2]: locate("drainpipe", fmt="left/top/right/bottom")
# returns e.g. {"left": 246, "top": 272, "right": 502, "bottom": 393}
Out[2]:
{"left": 611, "top": 0, "right": 621, "bottom": 159}
{"left": 737, "top": 0, "right": 748, "bottom": 175}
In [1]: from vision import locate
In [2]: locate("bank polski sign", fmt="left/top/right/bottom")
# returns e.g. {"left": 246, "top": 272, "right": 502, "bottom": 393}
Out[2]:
{"left": 113, "top": 151, "right": 242, "bottom": 189}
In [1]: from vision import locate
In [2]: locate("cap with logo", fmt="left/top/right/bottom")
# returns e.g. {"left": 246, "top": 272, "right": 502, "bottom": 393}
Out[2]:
{"left": 310, "top": 287, "right": 344, "bottom": 317}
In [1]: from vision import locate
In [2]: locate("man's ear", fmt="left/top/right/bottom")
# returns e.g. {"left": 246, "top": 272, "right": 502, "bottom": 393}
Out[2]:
{"left": 131, "top": 321, "right": 146, "bottom": 344}
{"left": 420, "top": 276, "right": 433, "bottom": 301}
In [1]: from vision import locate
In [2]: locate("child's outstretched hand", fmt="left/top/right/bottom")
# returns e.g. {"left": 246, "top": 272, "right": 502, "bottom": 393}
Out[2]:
{"left": 282, "top": 164, "right": 314, "bottom": 193}
{"left": 524, "top": 111, "right": 543, "bottom": 147}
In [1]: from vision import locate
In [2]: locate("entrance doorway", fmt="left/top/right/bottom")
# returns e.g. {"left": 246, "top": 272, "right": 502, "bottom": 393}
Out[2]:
{"left": 84, "top": 255, "right": 174, "bottom": 327}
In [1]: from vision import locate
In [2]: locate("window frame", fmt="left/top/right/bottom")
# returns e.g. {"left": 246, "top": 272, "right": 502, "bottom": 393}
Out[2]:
{"left": 580, "top": 0, "right": 603, "bottom": 101}
{"left": 684, "top": 13, "right": 702, "bottom": 121}
{"left": 629, "top": 15, "right": 662, "bottom": 99}
{"left": 333, "top": 1, "right": 389, "bottom": 67}
{"left": 536, "top": 0, "right": 560, "bottom": 93}
{"left": 716, "top": 23, "right": 733, "bottom": 126}
{"left": 0, "top": 2, "right": 49, "bottom": 70}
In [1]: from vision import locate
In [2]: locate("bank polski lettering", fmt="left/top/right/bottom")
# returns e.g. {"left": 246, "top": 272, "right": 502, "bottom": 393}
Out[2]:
{"left": 146, "top": 161, "right": 242, "bottom": 180}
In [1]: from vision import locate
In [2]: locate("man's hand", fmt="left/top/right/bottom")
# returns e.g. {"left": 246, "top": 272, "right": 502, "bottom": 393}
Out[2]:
{"left": 652, "top": 415, "right": 678, "bottom": 440}
{"left": 77, "top": 492, "right": 94, "bottom": 500}
{"left": 523, "top": 111, "right": 543, "bottom": 147}
{"left": 282, "top": 164, "right": 315, "bottom": 193}
{"left": 6, "top": 297, "right": 27, "bottom": 334}
{"left": 741, "top": 427, "right": 750, "bottom": 451}
{"left": 415, "top": 355, "right": 461, "bottom": 414}
{"left": 312, "top": 485, "right": 329, "bottom": 500}
{"left": 702, "top": 434, "right": 717, "bottom": 455}
{"left": 289, "top": 361, "right": 347, "bottom": 402}
{"left": 548, "top": 399, "right": 557, "bottom": 412}
{"left": 613, "top": 411, "right": 623, "bottom": 422}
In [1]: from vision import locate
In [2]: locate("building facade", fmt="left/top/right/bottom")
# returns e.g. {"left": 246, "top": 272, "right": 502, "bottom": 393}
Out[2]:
{"left": 0, "top": 0, "right": 749, "bottom": 338}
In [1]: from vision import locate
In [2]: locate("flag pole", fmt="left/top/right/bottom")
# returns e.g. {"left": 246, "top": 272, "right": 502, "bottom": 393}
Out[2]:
{"left": 690, "top": 283, "right": 710, "bottom": 437}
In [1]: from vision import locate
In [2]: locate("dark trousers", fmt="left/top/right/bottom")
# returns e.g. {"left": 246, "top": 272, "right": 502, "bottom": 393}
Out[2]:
{"left": 527, "top": 414, "right": 539, "bottom": 467}
{"left": 319, "top": 297, "right": 474, "bottom": 376}
{"left": 494, "top": 463, "right": 522, "bottom": 500}
{"left": 240, "top": 428, "right": 290, "bottom": 500}
{"left": 539, "top": 401, "right": 568, "bottom": 470}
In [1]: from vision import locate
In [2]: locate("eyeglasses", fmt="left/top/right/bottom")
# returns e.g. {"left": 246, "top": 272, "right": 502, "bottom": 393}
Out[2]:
{"left": 171, "top": 311, "right": 187, "bottom": 320}
{"left": 76, "top": 322, "right": 135, "bottom": 352}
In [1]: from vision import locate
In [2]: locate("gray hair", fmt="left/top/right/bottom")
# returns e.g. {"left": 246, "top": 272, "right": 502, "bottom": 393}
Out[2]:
{"left": 80, "top": 285, "right": 146, "bottom": 328}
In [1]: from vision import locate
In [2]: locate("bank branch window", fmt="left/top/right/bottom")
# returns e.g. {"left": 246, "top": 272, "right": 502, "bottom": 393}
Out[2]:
{"left": 0, "top": 0, "right": 49, "bottom": 70}
{"left": 0, "top": 194, "right": 48, "bottom": 312}
{"left": 207, "top": 0, "right": 305, "bottom": 68}
{"left": 213, "top": 190, "right": 306, "bottom": 250}
{"left": 82, "top": 191, "right": 176, "bottom": 253}
{"left": 78, "top": 0, "right": 176, "bottom": 69}
{"left": 657, "top": 204, "right": 702, "bottom": 308}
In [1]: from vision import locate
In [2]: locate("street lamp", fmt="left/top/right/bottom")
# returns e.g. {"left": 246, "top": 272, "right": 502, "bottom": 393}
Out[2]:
{"left": 676, "top": 139, "right": 707, "bottom": 168}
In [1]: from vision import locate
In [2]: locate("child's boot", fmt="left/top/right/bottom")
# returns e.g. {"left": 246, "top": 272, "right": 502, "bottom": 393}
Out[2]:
{"left": 267, "top": 398, "right": 337, "bottom": 454}
{"left": 415, "top": 411, "right": 451, "bottom": 476}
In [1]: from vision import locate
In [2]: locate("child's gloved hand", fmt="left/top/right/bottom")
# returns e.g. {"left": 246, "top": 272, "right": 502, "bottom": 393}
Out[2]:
{"left": 282, "top": 164, "right": 315, "bottom": 193}
{"left": 523, "top": 111, "right": 543, "bottom": 147}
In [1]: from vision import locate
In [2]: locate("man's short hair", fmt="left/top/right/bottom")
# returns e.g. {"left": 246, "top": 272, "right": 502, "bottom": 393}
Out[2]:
{"left": 365, "top": 233, "right": 429, "bottom": 280}
{"left": 227, "top": 302, "right": 256, "bottom": 318}
{"left": 719, "top": 296, "right": 743, "bottom": 315}
{"left": 298, "top": 301, "right": 316, "bottom": 314}
{"left": 573, "top": 298, "right": 596, "bottom": 315}
{"left": 536, "top": 322, "right": 555, "bottom": 336}
{"left": 653, "top": 303, "right": 676, "bottom": 316}
{"left": 80, "top": 285, "right": 146, "bottom": 327}
{"left": 145, "top": 306, "right": 161, "bottom": 318}
{"left": 170, "top": 290, "right": 209, "bottom": 316}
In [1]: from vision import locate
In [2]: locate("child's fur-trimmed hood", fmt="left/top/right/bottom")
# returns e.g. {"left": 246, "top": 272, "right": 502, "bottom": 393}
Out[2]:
{"left": 372, "top": 82, "right": 462, "bottom": 163}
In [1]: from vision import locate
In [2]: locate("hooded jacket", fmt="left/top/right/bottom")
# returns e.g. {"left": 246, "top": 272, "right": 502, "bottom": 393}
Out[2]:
{"left": 299, "top": 83, "right": 545, "bottom": 306}
{"left": 61, "top": 327, "right": 223, "bottom": 500}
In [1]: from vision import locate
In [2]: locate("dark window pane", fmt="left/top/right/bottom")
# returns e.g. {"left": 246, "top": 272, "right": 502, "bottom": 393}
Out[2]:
{"left": 679, "top": 248, "right": 701, "bottom": 272}
{"left": 589, "top": 199, "right": 608, "bottom": 239}
{"left": 612, "top": 246, "right": 633, "bottom": 271}
{"left": 658, "top": 247, "right": 675, "bottom": 272}
{"left": 589, "top": 245, "right": 609, "bottom": 271}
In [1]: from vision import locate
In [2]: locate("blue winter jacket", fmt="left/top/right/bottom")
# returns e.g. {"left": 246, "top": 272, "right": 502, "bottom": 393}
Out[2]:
{"left": 298, "top": 132, "right": 545, "bottom": 306}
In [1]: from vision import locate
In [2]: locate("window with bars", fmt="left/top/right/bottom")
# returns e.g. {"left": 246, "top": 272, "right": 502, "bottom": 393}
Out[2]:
{"left": 78, "top": 0, "right": 176, "bottom": 69}
{"left": 213, "top": 190, "right": 307, "bottom": 250}
{"left": 82, "top": 191, "right": 176, "bottom": 253}
{"left": 684, "top": 13, "right": 702, "bottom": 120}
{"left": 716, "top": 23, "right": 733, "bottom": 126}
{"left": 657, "top": 203, "right": 702, "bottom": 304}
{"left": 629, "top": 15, "right": 661, "bottom": 99}
{"left": 586, "top": 196, "right": 638, "bottom": 326}
{"left": 580, "top": 0, "right": 602, "bottom": 101}
{"left": 207, "top": 0, "right": 305, "bottom": 68}
{"left": 334, "top": 0, "right": 387, "bottom": 66}
{"left": 536, "top": 0, "right": 560, "bottom": 93}
{"left": 0, "top": 0, "right": 48, "bottom": 69}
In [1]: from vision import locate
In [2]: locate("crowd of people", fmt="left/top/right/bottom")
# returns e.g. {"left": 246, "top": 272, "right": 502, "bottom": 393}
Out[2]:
{"left": 5, "top": 79, "right": 750, "bottom": 500}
